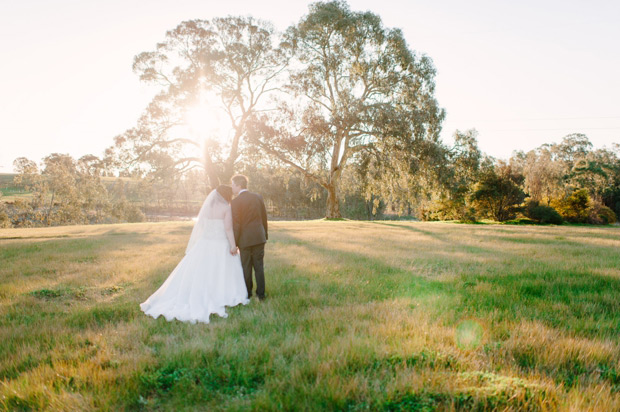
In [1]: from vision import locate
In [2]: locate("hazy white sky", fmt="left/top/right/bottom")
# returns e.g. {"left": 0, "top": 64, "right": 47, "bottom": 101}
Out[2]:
{"left": 1, "top": 0, "right": 619, "bottom": 172}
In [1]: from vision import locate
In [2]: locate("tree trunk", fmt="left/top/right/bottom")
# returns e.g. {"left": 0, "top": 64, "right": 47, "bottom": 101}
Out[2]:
{"left": 221, "top": 160, "right": 235, "bottom": 186}
{"left": 325, "top": 184, "right": 341, "bottom": 219}
{"left": 46, "top": 190, "right": 55, "bottom": 226}
{"left": 203, "top": 147, "right": 220, "bottom": 189}
{"left": 222, "top": 125, "right": 244, "bottom": 184}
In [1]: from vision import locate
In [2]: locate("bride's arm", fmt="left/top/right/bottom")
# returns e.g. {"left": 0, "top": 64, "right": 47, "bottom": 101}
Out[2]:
{"left": 224, "top": 206, "right": 237, "bottom": 252}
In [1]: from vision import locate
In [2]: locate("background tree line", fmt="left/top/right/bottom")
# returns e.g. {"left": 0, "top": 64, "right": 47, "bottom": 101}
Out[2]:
{"left": 1, "top": 131, "right": 618, "bottom": 228}
{"left": 1, "top": 154, "right": 145, "bottom": 228}
{"left": 0, "top": 151, "right": 380, "bottom": 228}
{"left": 422, "top": 132, "right": 619, "bottom": 225}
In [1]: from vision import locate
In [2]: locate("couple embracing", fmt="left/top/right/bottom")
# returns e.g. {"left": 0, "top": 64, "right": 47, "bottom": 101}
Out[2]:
{"left": 140, "top": 174, "right": 268, "bottom": 324}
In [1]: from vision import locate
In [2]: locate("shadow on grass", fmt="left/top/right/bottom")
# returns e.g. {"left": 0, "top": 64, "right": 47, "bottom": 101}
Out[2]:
{"left": 0, "top": 231, "right": 159, "bottom": 264}
{"left": 454, "top": 271, "right": 620, "bottom": 339}
{"left": 371, "top": 221, "right": 450, "bottom": 243}
{"left": 273, "top": 230, "right": 620, "bottom": 341}
{"left": 271, "top": 231, "right": 452, "bottom": 304}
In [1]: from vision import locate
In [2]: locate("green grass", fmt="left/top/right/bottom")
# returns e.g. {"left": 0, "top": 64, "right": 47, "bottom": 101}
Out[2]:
{"left": 0, "top": 221, "right": 619, "bottom": 411}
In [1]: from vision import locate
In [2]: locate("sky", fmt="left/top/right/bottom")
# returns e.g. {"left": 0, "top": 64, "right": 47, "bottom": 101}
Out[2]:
{"left": 1, "top": 0, "right": 619, "bottom": 173}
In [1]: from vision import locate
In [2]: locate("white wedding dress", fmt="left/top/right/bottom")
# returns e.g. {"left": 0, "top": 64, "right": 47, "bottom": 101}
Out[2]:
{"left": 140, "top": 190, "right": 249, "bottom": 324}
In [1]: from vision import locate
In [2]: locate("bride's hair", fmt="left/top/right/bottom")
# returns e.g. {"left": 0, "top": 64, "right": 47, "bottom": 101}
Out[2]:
{"left": 216, "top": 185, "right": 233, "bottom": 202}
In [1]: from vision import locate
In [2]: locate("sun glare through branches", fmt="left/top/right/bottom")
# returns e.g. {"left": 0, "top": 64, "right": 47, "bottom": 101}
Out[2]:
{"left": 184, "top": 103, "right": 224, "bottom": 143}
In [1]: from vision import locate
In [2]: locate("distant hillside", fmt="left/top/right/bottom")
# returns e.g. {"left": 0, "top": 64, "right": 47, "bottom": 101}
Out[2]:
{"left": 0, "top": 173, "right": 16, "bottom": 185}
{"left": 0, "top": 173, "right": 26, "bottom": 197}
{"left": 0, "top": 174, "right": 144, "bottom": 199}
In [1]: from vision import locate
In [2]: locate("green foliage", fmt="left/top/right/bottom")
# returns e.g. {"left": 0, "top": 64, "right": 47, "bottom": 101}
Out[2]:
{"left": 29, "top": 288, "right": 65, "bottom": 299}
{"left": 600, "top": 147, "right": 620, "bottom": 216}
{"left": 0, "top": 195, "right": 10, "bottom": 228}
{"left": 503, "top": 217, "right": 539, "bottom": 225}
{"left": 552, "top": 189, "right": 591, "bottom": 223}
{"left": 249, "top": 0, "right": 444, "bottom": 218}
{"left": 471, "top": 163, "right": 525, "bottom": 222}
{"left": 0, "top": 173, "right": 29, "bottom": 197}
{"left": 341, "top": 192, "right": 385, "bottom": 220}
{"left": 340, "top": 165, "right": 386, "bottom": 219}
{"left": 515, "top": 135, "right": 620, "bottom": 225}
{"left": 518, "top": 146, "right": 564, "bottom": 203}
{"left": 5, "top": 198, "right": 40, "bottom": 228}
{"left": 602, "top": 186, "right": 620, "bottom": 218}
{"left": 8, "top": 7, "right": 620, "bottom": 228}
{"left": 591, "top": 204, "right": 617, "bottom": 225}
{"left": 0, "top": 210, "right": 9, "bottom": 228}
{"left": 431, "top": 130, "right": 483, "bottom": 221}
{"left": 125, "top": 204, "right": 146, "bottom": 223}
{"left": 524, "top": 200, "right": 564, "bottom": 224}
{"left": 111, "top": 199, "right": 146, "bottom": 223}
{"left": 5, "top": 155, "right": 149, "bottom": 227}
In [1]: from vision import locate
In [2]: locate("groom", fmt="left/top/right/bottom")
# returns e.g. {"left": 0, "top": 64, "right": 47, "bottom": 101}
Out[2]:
{"left": 231, "top": 174, "right": 268, "bottom": 301}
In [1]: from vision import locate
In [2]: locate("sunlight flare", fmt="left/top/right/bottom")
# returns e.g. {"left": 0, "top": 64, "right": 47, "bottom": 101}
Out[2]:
{"left": 184, "top": 103, "right": 221, "bottom": 140}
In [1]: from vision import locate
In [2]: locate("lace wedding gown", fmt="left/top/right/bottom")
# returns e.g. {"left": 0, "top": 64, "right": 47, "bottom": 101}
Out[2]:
{"left": 140, "top": 190, "right": 249, "bottom": 324}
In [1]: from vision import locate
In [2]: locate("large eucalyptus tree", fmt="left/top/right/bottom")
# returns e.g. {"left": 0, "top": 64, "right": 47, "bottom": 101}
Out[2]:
{"left": 108, "top": 17, "right": 287, "bottom": 186}
{"left": 249, "top": 1, "right": 445, "bottom": 218}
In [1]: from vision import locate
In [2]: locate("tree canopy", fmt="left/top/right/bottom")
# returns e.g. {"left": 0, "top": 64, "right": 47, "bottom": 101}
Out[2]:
{"left": 248, "top": 0, "right": 444, "bottom": 217}
{"left": 108, "top": 16, "right": 287, "bottom": 186}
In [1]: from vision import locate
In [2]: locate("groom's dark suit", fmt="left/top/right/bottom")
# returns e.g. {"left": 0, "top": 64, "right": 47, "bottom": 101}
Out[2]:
{"left": 231, "top": 190, "right": 268, "bottom": 300}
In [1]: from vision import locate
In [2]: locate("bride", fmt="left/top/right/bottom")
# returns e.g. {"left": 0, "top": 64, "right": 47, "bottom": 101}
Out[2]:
{"left": 140, "top": 185, "right": 249, "bottom": 324}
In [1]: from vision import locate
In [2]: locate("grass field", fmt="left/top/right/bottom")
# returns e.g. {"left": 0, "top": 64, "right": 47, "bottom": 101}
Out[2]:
{"left": 0, "top": 221, "right": 619, "bottom": 411}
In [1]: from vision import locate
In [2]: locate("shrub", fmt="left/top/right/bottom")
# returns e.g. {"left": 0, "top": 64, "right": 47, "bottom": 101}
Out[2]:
{"left": 471, "top": 168, "right": 525, "bottom": 222}
{"left": 424, "top": 198, "right": 478, "bottom": 223}
{"left": 125, "top": 204, "right": 146, "bottom": 223}
{"left": 524, "top": 200, "right": 563, "bottom": 224}
{"left": 590, "top": 205, "right": 617, "bottom": 225}
{"left": 111, "top": 199, "right": 145, "bottom": 223}
{"left": 341, "top": 193, "right": 385, "bottom": 220}
{"left": 504, "top": 217, "right": 537, "bottom": 225}
{"left": 459, "top": 207, "right": 478, "bottom": 223}
{"left": 552, "top": 189, "right": 591, "bottom": 223}
{"left": 7, "top": 198, "right": 40, "bottom": 227}
{"left": 0, "top": 204, "right": 10, "bottom": 228}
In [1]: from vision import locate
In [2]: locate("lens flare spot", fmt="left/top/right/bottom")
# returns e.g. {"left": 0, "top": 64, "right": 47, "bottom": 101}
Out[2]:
{"left": 456, "top": 320, "right": 484, "bottom": 350}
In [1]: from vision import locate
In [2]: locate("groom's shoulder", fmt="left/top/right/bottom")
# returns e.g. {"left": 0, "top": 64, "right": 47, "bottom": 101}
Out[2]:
{"left": 251, "top": 191, "right": 265, "bottom": 202}
{"left": 244, "top": 191, "right": 265, "bottom": 207}
{"left": 236, "top": 191, "right": 263, "bottom": 201}
{"left": 244, "top": 190, "right": 262, "bottom": 198}
{"left": 233, "top": 191, "right": 253, "bottom": 203}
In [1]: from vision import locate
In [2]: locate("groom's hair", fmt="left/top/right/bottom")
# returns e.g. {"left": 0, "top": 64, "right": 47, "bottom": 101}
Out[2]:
{"left": 232, "top": 174, "right": 248, "bottom": 189}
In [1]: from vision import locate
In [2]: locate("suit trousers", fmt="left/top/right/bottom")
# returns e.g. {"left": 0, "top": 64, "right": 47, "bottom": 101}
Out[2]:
{"left": 240, "top": 243, "right": 265, "bottom": 299}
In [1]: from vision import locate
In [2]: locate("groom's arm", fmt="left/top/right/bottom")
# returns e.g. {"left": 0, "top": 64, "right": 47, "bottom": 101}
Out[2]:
{"left": 231, "top": 199, "right": 241, "bottom": 245}
{"left": 259, "top": 195, "right": 268, "bottom": 241}
{"left": 224, "top": 207, "right": 237, "bottom": 250}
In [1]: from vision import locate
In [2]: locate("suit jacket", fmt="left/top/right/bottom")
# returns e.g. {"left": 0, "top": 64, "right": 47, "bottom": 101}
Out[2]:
{"left": 231, "top": 191, "right": 268, "bottom": 248}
